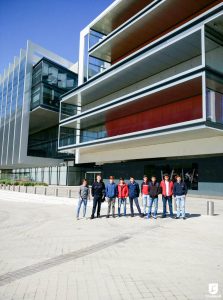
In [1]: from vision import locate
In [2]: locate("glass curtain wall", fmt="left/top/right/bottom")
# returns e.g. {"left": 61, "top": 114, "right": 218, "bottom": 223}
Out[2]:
{"left": 31, "top": 58, "right": 78, "bottom": 111}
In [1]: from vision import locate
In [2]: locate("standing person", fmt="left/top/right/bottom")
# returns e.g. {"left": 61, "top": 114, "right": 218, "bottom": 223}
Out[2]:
{"left": 117, "top": 178, "right": 128, "bottom": 217}
{"left": 76, "top": 179, "right": 90, "bottom": 220}
{"left": 128, "top": 176, "right": 144, "bottom": 217}
{"left": 141, "top": 175, "right": 150, "bottom": 216}
{"left": 106, "top": 176, "right": 117, "bottom": 218}
{"left": 160, "top": 174, "right": 174, "bottom": 218}
{"left": 91, "top": 174, "right": 105, "bottom": 219}
{"left": 173, "top": 174, "right": 187, "bottom": 219}
{"left": 147, "top": 176, "right": 160, "bottom": 219}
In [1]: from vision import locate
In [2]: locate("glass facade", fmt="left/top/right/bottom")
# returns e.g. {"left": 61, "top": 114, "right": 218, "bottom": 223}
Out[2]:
{"left": 89, "top": 29, "right": 106, "bottom": 49}
{"left": 31, "top": 58, "right": 78, "bottom": 111}
{"left": 28, "top": 126, "right": 74, "bottom": 159}
{"left": 60, "top": 102, "right": 79, "bottom": 121}
{"left": 0, "top": 49, "right": 27, "bottom": 167}
{"left": 0, "top": 166, "right": 85, "bottom": 186}
{"left": 88, "top": 56, "right": 111, "bottom": 79}
{"left": 59, "top": 127, "right": 76, "bottom": 147}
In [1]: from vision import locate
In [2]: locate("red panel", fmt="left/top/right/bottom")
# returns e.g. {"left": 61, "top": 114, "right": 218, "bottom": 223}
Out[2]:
{"left": 105, "top": 95, "right": 202, "bottom": 136}
{"left": 111, "top": 0, "right": 221, "bottom": 64}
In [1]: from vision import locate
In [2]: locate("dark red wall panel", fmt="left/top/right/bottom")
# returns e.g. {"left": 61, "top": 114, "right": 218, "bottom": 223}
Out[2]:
{"left": 105, "top": 95, "right": 202, "bottom": 136}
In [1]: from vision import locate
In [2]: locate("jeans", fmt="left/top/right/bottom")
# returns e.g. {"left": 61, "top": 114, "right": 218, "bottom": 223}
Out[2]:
{"left": 162, "top": 196, "right": 173, "bottom": 216}
{"left": 118, "top": 198, "right": 126, "bottom": 216}
{"left": 176, "top": 195, "right": 186, "bottom": 218}
{"left": 76, "top": 198, "right": 87, "bottom": 218}
{"left": 107, "top": 197, "right": 116, "bottom": 216}
{"left": 148, "top": 197, "right": 158, "bottom": 217}
{"left": 91, "top": 196, "right": 102, "bottom": 217}
{"left": 129, "top": 197, "right": 142, "bottom": 216}
{"left": 142, "top": 194, "right": 150, "bottom": 214}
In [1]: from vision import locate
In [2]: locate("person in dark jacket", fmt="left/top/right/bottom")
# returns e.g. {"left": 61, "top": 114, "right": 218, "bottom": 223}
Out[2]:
{"left": 173, "top": 174, "right": 187, "bottom": 219}
{"left": 147, "top": 176, "right": 160, "bottom": 219}
{"left": 128, "top": 177, "right": 144, "bottom": 217}
{"left": 105, "top": 176, "right": 117, "bottom": 218}
{"left": 91, "top": 174, "right": 105, "bottom": 219}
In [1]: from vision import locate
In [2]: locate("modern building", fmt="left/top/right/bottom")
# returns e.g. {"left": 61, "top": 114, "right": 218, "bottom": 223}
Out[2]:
{"left": 0, "top": 41, "right": 84, "bottom": 185}
{"left": 58, "top": 0, "right": 223, "bottom": 195}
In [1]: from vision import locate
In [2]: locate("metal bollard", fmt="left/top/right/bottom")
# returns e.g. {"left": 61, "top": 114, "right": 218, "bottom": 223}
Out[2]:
{"left": 68, "top": 189, "right": 71, "bottom": 198}
{"left": 55, "top": 188, "right": 58, "bottom": 197}
{"left": 207, "top": 201, "right": 214, "bottom": 216}
{"left": 44, "top": 187, "right": 47, "bottom": 195}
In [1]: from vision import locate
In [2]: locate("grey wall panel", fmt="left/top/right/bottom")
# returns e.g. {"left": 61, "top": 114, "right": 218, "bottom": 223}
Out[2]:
{"left": 7, "top": 60, "right": 20, "bottom": 165}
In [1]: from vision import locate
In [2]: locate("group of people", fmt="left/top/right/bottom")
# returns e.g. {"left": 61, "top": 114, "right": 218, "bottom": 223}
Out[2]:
{"left": 76, "top": 173, "right": 188, "bottom": 220}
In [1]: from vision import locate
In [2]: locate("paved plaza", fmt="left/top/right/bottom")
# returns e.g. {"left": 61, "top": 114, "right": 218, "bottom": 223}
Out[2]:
{"left": 0, "top": 190, "right": 222, "bottom": 300}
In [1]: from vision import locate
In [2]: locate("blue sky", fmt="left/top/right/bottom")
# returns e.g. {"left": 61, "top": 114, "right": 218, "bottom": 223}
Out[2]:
{"left": 0, "top": 0, "right": 114, "bottom": 74}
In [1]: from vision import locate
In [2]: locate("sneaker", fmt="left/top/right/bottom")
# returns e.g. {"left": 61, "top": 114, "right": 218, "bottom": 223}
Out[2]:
{"left": 161, "top": 215, "right": 166, "bottom": 218}
{"left": 153, "top": 215, "right": 157, "bottom": 219}
{"left": 131, "top": 214, "right": 134, "bottom": 217}
{"left": 76, "top": 217, "right": 79, "bottom": 220}
{"left": 175, "top": 216, "right": 180, "bottom": 219}
{"left": 140, "top": 214, "right": 144, "bottom": 218}
{"left": 183, "top": 217, "right": 186, "bottom": 220}
{"left": 112, "top": 215, "right": 115, "bottom": 218}
{"left": 106, "top": 215, "right": 109, "bottom": 218}
{"left": 97, "top": 215, "right": 100, "bottom": 218}
{"left": 90, "top": 215, "right": 94, "bottom": 219}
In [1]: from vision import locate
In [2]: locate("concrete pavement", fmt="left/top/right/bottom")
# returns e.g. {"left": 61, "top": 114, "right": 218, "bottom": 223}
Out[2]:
{"left": 0, "top": 190, "right": 222, "bottom": 300}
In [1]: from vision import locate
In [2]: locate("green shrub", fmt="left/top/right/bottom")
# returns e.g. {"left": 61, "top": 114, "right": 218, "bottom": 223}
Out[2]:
{"left": 0, "top": 180, "right": 48, "bottom": 186}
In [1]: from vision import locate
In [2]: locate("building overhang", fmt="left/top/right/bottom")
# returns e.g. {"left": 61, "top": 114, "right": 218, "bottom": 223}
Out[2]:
{"left": 76, "top": 126, "right": 223, "bottom": 164}
{"left": 90, "top": 0, "right": 155, "bottom": 35}
{"left": 61, "top": 28, "right": 204, "bottom": 108}
{"left": 29, "top": 106, "right": 59, "bottom": 134}
{"left": 89, "top": 0, "right": 222, "bottom": 63}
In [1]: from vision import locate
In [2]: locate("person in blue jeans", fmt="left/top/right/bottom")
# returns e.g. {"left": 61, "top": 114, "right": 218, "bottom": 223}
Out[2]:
{"left": 106, "top": 176, "right": 117, "bottom": 218}
{"left": 76, "top": 179, "right": 90, "bottom": 220}
{"left": 117, "top": 178, "right": 128, "bottom": 217}
{"left": 147, "top": 176, "right": 160, "bottom": 219}
{"left": 128, "top": 177, "right": 144, "bottom": 218}
{"left": 173, "top": 174, "right": 187, "bottom": 220}
{"left": 141, "top": 175, "right": 150, "bottom": 216}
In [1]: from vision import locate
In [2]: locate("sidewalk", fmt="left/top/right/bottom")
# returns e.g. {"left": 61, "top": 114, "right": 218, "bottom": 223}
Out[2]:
{"left": 0, "top": 190, "right": 222, "bottom": 300}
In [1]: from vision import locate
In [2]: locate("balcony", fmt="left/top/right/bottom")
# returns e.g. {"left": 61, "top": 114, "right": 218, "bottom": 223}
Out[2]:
{"left": 61, "top": 29, "right": 203, "bottom": 117}
{"left": 59, "top": 68, "right": 223, "bottom": 151}
{"left": 90, "top": 0, "right": 156, "bottom": 36}
{"left": 59, "top": 74, "right": 204, "bottom": 147}
{"left": 89, "top": 0, "right": 221, "bottom": 64}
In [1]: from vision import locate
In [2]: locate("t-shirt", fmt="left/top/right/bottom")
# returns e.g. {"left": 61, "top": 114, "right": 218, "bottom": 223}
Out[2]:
{"left": 142, "top": 184, "right": 149, "bottom": 195}
{"left": 165, "top": 180, "right": 170, "bottom": 196}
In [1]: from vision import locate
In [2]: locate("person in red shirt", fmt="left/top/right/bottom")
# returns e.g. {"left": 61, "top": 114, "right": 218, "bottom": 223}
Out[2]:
{"left": 160, "top": 174, "right": 174, "bottom": 218}
{"left": 141, "top": 175, "right": 150, "bottom": 216}
{"left": 117, "top": 178, "right": 128, "bottom": 217}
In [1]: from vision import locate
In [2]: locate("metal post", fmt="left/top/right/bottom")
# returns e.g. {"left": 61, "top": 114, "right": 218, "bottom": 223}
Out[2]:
{"left": 207, "top": 201, "right": 214, "bottom": 216}
{"left": 34, "top": 186, "right": 37, "bottom": 194}
{"left": 55, "top": 188, "right": 58, "bottom": 197}
{"left": 44, "top": 187, "right": 47, "bottom": 195}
